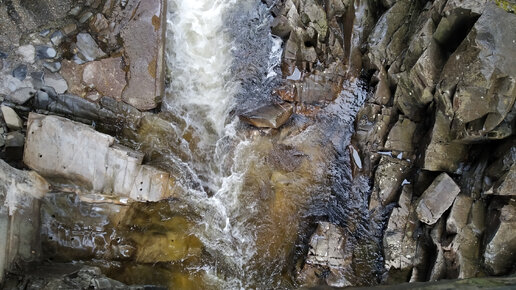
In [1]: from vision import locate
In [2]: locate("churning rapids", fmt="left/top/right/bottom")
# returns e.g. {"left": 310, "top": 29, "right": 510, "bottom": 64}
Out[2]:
{"left": 39, "top": 0, "right": 382, "bottom": 288}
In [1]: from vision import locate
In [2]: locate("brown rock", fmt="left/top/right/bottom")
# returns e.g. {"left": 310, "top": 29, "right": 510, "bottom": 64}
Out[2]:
{"left": 484, "top": 200, "right": 516, "bottom": 275}
{"left": 239, "top": 103, "right": 294, "bottom": 129}
{"left": 60, "top": 60, "right": 86, "bottom": 97}
{"left": 83, "top": 57, "right": 127, "bottom": 101}
{"left": 121, "top": 0, "right": 166, "bottom": 110}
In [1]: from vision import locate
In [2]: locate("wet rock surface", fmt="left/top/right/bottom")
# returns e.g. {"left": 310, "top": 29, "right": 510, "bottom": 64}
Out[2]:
{"left": 24, "top": 113, "right": 174, "bottom": 202}
{"left": 0, "top": 0, "right": 515, "bottom": 288}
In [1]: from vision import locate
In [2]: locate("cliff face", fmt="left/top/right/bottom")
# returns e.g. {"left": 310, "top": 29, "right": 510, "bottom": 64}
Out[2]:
{"left": 270, "top": 0, "right": 516, "bottom": 286}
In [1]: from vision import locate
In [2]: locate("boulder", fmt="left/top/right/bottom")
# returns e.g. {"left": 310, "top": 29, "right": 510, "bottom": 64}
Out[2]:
{"left": 298, "top": 222, "right": 353, "bottom": 287}
{"left": 437, "top": 4, "right": 516, "bottom": 142}
{"left": 484, "top": 200, "right": 516, "bottom": 275}
{"left": 383, "top": 186, "right": 421, "bottom": 279}
{"left": 369, "top": 156, "right": 411, "bottom": 210}
{"left": 423, "top": 111, "right": 468, "bottom": 173}
{"left": 121, "top": 0, "right": 166, "bottom": 110}
{"left": 239, "top": 103, "right": 294, "bottom": 129}
{"left": 416, "top": 173, "right": 461, "bottom": 225}
{"left": 23, "top": 113, "right": 174, "bottom": 202}
{"left": 384, "top": 117, "right": 417, "bottom": 154}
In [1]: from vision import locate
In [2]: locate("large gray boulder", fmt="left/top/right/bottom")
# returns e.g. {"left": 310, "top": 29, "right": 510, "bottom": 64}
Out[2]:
{"left": 23, "top": 113, "right": 174, "bottom": 202}
{"left": 437, "top": 4, "right": 516, "bottom": 143}
{"left": 416, "top": 173, "right": 461, "bottom": 225}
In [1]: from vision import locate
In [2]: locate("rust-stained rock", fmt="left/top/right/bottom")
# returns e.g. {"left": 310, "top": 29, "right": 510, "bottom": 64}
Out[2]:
{"left": 121, "top": 0, "right": 166, "bottom": 110}
{"left": 239, "top": 102, "right": 294, "bottom": 129}
{"left": 61, "top": 57, "right": 127, "bottom": 101}
{"left": 60, "top": 60, "right": 86, "bottom": 97}
{"left": 416, "top": 173, "right": 461, "bottom": 225}
{"left": 23, "top": 113, "right": 174, "bottom": 202}
{"left": 83, "top": 57, "right": 127, "bottom": 101}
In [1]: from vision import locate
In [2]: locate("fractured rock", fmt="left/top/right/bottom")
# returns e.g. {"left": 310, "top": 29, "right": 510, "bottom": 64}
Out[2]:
{"left": 384, "top": 117, "right": 417, "bottom": 154}
{"left": 437, "top": 4, "right": 516, "bottom": 142}
{"left": 383, "top": 186, "right": 420, "bottom": 277}
{"left": 484, "top": 200, "right": 516, "bottom": 275}
{"left": 0, "top": 159, "right": 50, "bottom": 283}
{"left": 369, "top": 156, "right": 411, "bottom": 210}
{"left": 23, "top": 113, "right": 174, "bottom": 202}
{"left": 239, "top": 103, "right": 294, "bottom": 129}
{"left": 416, "top": 173, "right": 461, "bottom": 225}
{"left": 298, "top": 222, "right": 352, "bottom": 287}
{"left": 121, "top": 0, "right": 166, "bottom": 110}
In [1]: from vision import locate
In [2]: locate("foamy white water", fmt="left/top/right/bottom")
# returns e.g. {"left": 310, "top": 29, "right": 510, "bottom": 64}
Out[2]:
{"left": 164, "top": 0, "right": 239, "bottom": 136}
{"left": 162, "top": 0, "right": 277, "bottom": 288}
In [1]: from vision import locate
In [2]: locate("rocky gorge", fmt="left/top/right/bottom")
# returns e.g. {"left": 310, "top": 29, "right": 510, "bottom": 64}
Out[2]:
{"left": 0, "top": 0, "right": 515, "bottom": 289}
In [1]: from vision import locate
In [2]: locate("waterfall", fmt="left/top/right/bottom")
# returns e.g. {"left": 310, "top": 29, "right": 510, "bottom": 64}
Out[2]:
{"left": 161, "top": 0, "right": 280, "bottom": 287}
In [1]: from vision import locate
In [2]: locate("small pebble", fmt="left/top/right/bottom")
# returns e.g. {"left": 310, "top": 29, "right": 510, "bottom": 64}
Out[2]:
{"left": 44, "top": 74, "right": 68, "bottom": 94}
{"left": 0, "top": 51, "right": 7, "bottom": 59}
{"left": 63, "top": 23, "right": 77, "bottom": 35}
{"left": 79, "top": 11, "right": 94, "bottom": 24}
{"left": 50, "top": 30, "right": 65, "bottom": 46}
{"left": 16, "top": 45, "right": 36, "bottom": 63}
{"left": 7, "top": 87, "right": 36, "bottom": 105}
{"left": 43, "top": 62, "right": 62, "bottom": 73}
{"left": 39, "top": 29, "right": 50, "bottom": 37}
{"left": 69, "top": 6, "right": 82, "bottom": 16}
{"left": 36, "top": 45, "right": 57, "bottom": 59}
{"left": 31, "top": 71, "right": 45, "bottom": 89}
{"left": 12, "top": 64, "right": 28, "bottom": 81}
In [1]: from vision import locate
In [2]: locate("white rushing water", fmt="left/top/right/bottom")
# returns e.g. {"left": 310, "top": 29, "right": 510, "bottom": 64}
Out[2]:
{"left": 163, "top": 0, "right": 280, "bottom": 287}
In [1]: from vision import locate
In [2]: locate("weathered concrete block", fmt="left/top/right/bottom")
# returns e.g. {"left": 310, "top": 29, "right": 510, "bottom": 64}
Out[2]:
{"left": 23, "top": 113, "right": 174, "bottom": 202}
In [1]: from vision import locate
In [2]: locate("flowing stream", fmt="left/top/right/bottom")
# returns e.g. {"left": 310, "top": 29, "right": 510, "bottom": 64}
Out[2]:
{"left": 40, "top": 0, "right": 382, "bottom": 288}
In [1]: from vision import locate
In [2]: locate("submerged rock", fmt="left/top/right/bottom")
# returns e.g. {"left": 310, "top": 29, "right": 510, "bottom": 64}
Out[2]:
{"left": 23, "top": 113, "right": 174, "bottom": 202}
{"left": 416, "top": 173, "right": 461, "bottom": 225}
{"left": 239, "top": 102, "right": 294, "bottom": 129}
